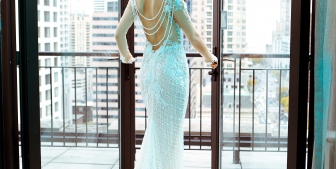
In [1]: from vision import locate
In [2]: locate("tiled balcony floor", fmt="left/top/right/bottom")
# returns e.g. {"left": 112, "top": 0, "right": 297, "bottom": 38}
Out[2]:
{"left": 19, "top": 147, "right": 287, "bottom": 169}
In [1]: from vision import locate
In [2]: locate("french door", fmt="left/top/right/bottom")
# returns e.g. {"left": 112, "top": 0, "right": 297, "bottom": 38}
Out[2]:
{"left": 0, "top": 0, "right": 310, "bottom": 168}
{"left": 212, "top": 0, "right": 311, "bottom": 168}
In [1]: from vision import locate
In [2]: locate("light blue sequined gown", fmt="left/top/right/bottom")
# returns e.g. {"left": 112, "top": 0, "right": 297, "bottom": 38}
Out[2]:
{"left": 129, "top": 0, "right": 191, "bottom": 168}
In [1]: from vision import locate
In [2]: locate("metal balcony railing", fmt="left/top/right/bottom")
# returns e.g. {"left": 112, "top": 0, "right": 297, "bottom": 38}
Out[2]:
{"left": 29, "top": 52, "right": 291, "bottom": 151}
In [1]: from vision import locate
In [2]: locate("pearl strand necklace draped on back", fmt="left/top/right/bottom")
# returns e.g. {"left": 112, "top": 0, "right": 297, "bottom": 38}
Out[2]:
{"left": 132, "top": 0, "right": 174, "bottom": 47}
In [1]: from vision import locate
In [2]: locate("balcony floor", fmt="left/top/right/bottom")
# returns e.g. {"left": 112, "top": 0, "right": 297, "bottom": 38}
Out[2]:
{"left": 19, "top": 147, "right": 287, "bottom": 169}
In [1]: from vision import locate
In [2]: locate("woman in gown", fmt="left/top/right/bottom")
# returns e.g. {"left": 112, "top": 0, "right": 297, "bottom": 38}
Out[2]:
{"left": 115, "top": 0, "right": 218, "bottom": 168}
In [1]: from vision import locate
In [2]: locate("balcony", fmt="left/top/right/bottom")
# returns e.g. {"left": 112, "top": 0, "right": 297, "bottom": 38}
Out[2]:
{"left": 21, "top": 147, "right": 286, "bottom": 169}
{"left": 28, "top": 52, "right": 291, "bottom": 168}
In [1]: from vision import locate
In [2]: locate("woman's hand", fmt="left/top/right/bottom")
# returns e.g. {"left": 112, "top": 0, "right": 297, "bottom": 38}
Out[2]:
{"left": 204, "top": 54, "right": 218, "bottom": 69}
{"left": 120, "top": 54, "right": 136, "bottom": 64}
{"left": 211, "top": 61, "right": 218, "bottom": 69}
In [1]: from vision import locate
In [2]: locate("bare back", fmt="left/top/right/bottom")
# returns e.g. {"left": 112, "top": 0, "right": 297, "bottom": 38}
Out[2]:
{"left": 133, "top": 0, "right": 182, "bottom": 51}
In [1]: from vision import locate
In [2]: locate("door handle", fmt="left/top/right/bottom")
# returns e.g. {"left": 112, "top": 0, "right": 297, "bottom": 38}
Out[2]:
{"left": 208, "top": 69, "right": 217, "bottom": 81}
{"left": 208, "top": 47, "right": 217, "bottom": 81}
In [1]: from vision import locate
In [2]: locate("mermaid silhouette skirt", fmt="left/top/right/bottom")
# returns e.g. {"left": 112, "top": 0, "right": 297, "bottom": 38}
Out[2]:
{"left": 135, "top": 43, "right": 189, "bottom": 169}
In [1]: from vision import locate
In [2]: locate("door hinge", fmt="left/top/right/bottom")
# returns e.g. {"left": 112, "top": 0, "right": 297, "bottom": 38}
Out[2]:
{"left": 16, "top": 51, "right": 20, "bottom": 66}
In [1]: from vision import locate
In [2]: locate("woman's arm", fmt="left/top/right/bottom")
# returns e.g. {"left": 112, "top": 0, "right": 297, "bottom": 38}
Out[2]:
{"left": 173, "top": 2, "right": 216, "bottom": 63}
{"left": 115, "top": 2, "right": 135, "bottom": 63}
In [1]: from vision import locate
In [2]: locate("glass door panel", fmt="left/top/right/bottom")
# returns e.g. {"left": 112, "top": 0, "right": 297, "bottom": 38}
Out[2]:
{"left": 38, "top": 0, "right": 120, "bottom": 167}
{"left": 219, "top": 0, "right": 291, "bottom": 168}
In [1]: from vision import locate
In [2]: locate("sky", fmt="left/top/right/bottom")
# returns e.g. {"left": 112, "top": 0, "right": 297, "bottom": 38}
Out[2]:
{"left": 70, "top": 0, "right": 282, "bottom": 53}
{"left": 70, "top": 0, "right": 94, "bottom": 14}
{"left": 245, "top": 0, "right": 281, "bottom": 53}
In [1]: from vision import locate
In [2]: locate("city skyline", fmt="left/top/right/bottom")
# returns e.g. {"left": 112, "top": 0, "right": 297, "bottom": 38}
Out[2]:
{"left": 36, "top": 0, "right": 290, "bottom": 123}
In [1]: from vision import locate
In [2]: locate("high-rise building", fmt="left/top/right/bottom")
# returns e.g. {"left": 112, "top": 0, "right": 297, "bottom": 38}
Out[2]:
{"left": 223, "top": 0, "right": 247, "bottom": 53}
{"left": 271, "top": 0, "right": 291, "bottom": 54}
{"left": 268, "top": 0, "right": 291, "bottom": 69}
{"left": 69, "top": 14, "right": 92, "bottom": 53}
{"left": 38, "top": 0, "right": 64, "bottom": 120}
{"left": 90, "top": 0, "right": 142, "bottom": 124}
{"left": 59, "top": 0, "right": 69, "bottom": 52}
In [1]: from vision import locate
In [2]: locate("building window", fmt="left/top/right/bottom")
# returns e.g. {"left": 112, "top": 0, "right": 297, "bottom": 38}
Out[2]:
{"left": 44, "top": 0, "right": 49, "bottom": 6}
{"left": 44, "top": 11, "right": 50, "bottom": 22}
{"left": 228, "top": 6, "right": 233, "bottom": 10}
{"left": 45, "top": 58, "right": 51, "bottom": 66}
{"left": 207, "top": 12, "right": 211, "bottom": 16}
{"left": 53, "top": 0, "right": 57, "bottom": 7}
{"left": 45, "top": 43, "right": 50, "bottom": 51}
{"left": 228, "top": 18, "right": 233, "bottom": 23}
{"left": 206, "top": 31, "right": 211, "bottom": 36}
{"left": 228, "top": 78, "right": 231, "bottom": 82}
{"left": 228, "top": 12, "right": 233, "bottom": 16}
{"left": 92, "top": 42, "right": 116, "bottom": 45}
{"left": 55, "top": 87, "right": 58, "bottom": 97}
{"left": 39, "top": 76, "right": 41, "bottom": 86}
{"left": 53, "top": 12, "right": 57, "bottom": 22}
{"left": 54, "top": 58, "right": 58, "bottom": 66}
{"left": 54, "top": 42, "right": 57, "bottom": 51}
{"left": 53, "top": 27, "right": 57, "bottom": 37}
{"left": 45, "top": 74, "right": 51, "bottom": 85}
{"left": 228, "top": 38, "right": 232, "bottom": 42}
{"left": 46, "top": 105, "right": 51, "bottom": 116}
{"left": 54, "top": 72, "right": 58, "bottom": 82}
{"left": 92, "top": 25, "right": 117, "bottom": 29}
{"left": 227, "top": 31, "right": 233, "bottom": 36}
{"left": 107, "top": 1, "right": 118, "bottom": 12}
{"left": 92, "top": 17, "right": 118, "bottom": 21}
{"left": 227, "top": 44, "right": 233, "bottom": 48}
{"left": 45, "top": 89, "right": 51, "bottom": 100}
{"left": 54, "top": 102, "right": 59, "bottom": 112}
{"left": 92, "top": 34, "right": 114, "bottom": 37}
{"left": 228, "top": 0, "right": 233, "bottom": 4}
{"left": 38, "top": 10, "right": 40, "bottom": 21}
{"left": 44, "top": 27, "right": 50, "bottom": 37}
{"left": 207, "top": 25, "right": 211, "bottom": 29}
{"left": 38, "top": 27, "right": 40, "bottom": 37}
{"left": 207, "top": 38, "right": 211, "bottom": 42}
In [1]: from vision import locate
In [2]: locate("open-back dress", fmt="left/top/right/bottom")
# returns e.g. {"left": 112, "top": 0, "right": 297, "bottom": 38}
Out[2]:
{"left": 127, "top": 0, "right": 191, "bottom": 168}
